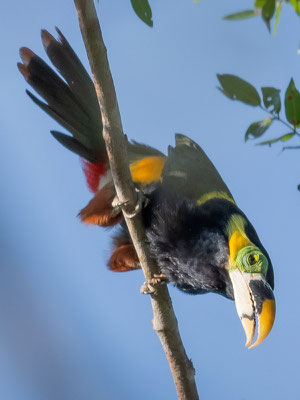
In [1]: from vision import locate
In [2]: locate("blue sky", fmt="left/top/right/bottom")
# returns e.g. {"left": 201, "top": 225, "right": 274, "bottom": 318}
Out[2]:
{"left": 1, "top": 0, "right": 300, "bottom": 399}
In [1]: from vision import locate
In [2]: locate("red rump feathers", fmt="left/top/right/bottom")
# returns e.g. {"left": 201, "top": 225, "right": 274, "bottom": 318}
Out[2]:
{"left": 81, "top": 159, "right": 107, "bottom": 193}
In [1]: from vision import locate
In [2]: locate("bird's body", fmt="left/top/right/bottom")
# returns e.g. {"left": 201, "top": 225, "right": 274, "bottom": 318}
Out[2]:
{"left": 139, "top": 188, "right": 234, "bottom": 298}
{"left": 18, "top": 28, "right": 275, "bottom": 348}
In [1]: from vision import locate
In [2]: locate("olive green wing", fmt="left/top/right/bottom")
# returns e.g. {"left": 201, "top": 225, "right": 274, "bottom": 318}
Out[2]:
{"left": 161, "top": 134, "right": 235, "bottom": 204}
{"left": 127, "top": 140, "right": 165, "bottom": 163}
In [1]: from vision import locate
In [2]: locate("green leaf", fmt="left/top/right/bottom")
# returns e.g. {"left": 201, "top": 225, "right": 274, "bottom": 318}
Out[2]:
{"left": 274, "top": 1, "right": 282, "bottom": 36}
{"left": 254, "top": 0, "right": 266, "bottom": 7}
{"left": 130, "top": 0, "right": 153, "bottom": 27}
{"left": 217, "top": 74, "right": 261, "bottom": 106}
{"left": 223, "top": 10, "right": 259, "bottom": 20}
{"left": 217, "top": 87, "right": 234, "bottom": 100}
{"left": 245, "top": 117, "right": 273, "bottom": 141}
{"left": 262, "top": 0, "right": 276, "bottom": 32}
{"left": 261, "top": 87, "right": 281, "bottom": 113}
{"left": 284, "top": 78, "right": 300, "bottom": 127}
{"left": 257, "top": 132, "right": 295, "bottom": 146}
{"left": 280, "top": 132, "right": 295, "bottom": 141}
{"left": 290, "top": 0, "right": 300, "bottom": 15}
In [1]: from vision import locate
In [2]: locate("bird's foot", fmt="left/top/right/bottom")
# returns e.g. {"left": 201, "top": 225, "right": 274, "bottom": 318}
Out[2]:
{"left": 140, "top": 274, "right": 168, "bottom": 294}
{"left": 111, "top": 188, "right": 146, "bottom": 219}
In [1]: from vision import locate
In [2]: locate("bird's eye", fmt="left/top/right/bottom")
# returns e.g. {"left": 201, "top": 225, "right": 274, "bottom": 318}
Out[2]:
{"left": 235, "top": 246, "right": 268, "bottom": 275}
{"left": 248, "top": 253, "right": 259, "bottom": 266}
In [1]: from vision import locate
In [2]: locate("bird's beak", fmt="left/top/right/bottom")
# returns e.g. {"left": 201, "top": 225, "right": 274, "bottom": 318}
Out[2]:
{"left": 229, "top": 269, "right": 275, "bottom": 348}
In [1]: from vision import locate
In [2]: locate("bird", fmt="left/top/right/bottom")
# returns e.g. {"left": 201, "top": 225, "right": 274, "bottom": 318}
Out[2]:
{"left": 18, "top": 28, "right": 275, "bottom": 348}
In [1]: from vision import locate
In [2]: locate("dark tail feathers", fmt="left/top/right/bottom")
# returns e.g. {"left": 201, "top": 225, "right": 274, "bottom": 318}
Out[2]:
{"left": 18, "top": 28, "right": 105, "bottom": 164}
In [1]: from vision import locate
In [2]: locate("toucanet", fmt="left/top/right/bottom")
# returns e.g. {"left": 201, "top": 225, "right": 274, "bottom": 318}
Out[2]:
{"left": 18, "top": 28, "right": 275, "bottom": 348}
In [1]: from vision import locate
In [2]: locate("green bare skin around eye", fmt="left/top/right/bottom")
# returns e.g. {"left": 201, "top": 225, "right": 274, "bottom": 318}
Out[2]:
{"left": 235, "top": 246, "right": 268, "bottom": 275}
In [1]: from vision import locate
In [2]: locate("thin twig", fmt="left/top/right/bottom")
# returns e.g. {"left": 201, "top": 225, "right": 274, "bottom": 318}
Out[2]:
{"left": 260, "top": 105, "right": 300, "bottom": 136}
{"left": 73, "top": 1, "right": 199, "bottom": 399}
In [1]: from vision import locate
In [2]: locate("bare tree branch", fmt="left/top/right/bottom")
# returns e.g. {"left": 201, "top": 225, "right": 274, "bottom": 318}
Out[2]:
{"left": 73, "top": 1, "right": 199, "bottom": 398}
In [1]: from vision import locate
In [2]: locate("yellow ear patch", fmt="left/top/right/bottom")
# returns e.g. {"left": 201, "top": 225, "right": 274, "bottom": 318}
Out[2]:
{"left": 130, "top": 156, "right": 166, "bottom": 185}
{"left": 229, "top": 231, "right": 250, "bottom": 262}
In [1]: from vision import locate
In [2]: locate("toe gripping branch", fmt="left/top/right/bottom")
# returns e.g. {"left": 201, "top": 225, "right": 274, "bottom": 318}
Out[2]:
{"left": 140, "top": 274, "right": 169, "bottom": 294}
{"left": 112, "top": 187, "right": 147, "bottom": 219}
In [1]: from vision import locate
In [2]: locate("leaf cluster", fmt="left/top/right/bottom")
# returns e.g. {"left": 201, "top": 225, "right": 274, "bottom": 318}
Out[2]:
{"left": 223, "top": 0, "right": 300, "bottom": 35}
{"left": 127, "top": 1, "right": 299, "bottom": 186}
{"left": 130, "top": 0, "right": 300, "bottom": 36}
{"left": 217, "top": 74, "right": 300, "bottom": 148}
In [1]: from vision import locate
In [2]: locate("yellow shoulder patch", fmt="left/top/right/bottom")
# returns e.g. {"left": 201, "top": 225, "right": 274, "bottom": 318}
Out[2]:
{"left": 129, "top": 156, "right": 166, "bottom": 185}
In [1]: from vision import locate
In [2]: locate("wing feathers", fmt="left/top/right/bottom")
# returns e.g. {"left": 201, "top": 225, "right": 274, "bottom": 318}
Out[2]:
{"left": 161, "top": 134, "right": 234, "bottom": 203}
